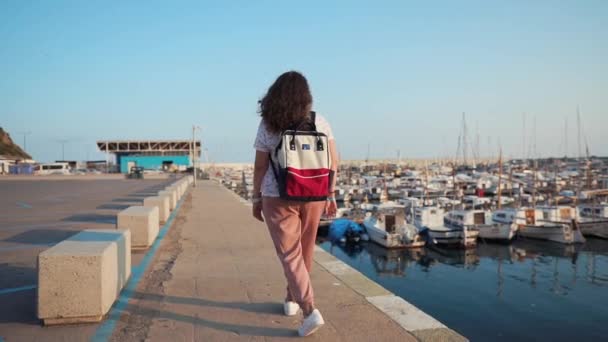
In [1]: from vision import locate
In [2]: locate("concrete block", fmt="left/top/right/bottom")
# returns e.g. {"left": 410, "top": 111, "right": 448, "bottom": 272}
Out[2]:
{"left": 172, "top": 183, "right": 183, "bottom": 198}
{"left": 117, "top": 206, "right": 159, "bottom": 249}
{"left": 176, "top": 183, "right": 184, "bottom": 197}
{"left": 179, "top": 181, "right": 187, "bottom": 195}
{"left": 38, "top": 229, "right": 131, "bottom": 325}
{"left": 159, "top": 189, "right": 177, "bottom": 210}
{"left": 167, "top": 185, "right": 180, "bottom": 200}
{"left": 143, "top": 195, "right": 170, "bottom": 223}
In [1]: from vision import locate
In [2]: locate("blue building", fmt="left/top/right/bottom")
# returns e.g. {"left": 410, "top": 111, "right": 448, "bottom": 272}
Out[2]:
{"left": 97, "top": 140, "right": 201, "bottom": 174}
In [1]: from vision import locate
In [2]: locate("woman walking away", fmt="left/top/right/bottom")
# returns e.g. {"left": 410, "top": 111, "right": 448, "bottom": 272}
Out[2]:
{"left": 252, "top": 71, "right": 338, "bottom": 337}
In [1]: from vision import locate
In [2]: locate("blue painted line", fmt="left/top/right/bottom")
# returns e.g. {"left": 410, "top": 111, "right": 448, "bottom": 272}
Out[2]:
{"left": 0, "top": 285, "right": 37, "bottom": 295}
{"left": 92, "top": 194, "right": 186, "bottom": 342}
{"left": 16, "top": 202, "right": 32, "bottom": 209}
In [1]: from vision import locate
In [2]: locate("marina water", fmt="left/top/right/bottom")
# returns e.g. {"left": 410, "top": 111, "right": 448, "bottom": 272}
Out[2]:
{"left": 318, "top": 238, "right": 608, "bottom": 341}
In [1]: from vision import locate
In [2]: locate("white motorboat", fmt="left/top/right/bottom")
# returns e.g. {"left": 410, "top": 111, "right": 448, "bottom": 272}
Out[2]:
{"left": 495, "top": 208, "right": 584, "bottom": 244}
{"left": 577, "top": 204, "right": 608, "bottom": 239}
{"left": 536, "top": 206, "right": 586, "bottom": 243}
{"left": 363, "top": 206, "right": 425, "bottom": 249}
{"left": 414, "top": 207, "right": 478, "bottom": 248}
{"left": 445, "top": 209, "right": 516, "bottom": 242}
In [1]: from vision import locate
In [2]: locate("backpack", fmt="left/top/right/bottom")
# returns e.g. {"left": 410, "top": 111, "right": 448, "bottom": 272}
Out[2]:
{"left": 270, "top": 111, "right": 333, "bottom": 201}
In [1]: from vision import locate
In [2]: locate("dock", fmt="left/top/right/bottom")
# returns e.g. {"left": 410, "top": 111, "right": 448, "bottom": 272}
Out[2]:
{"left": 0, "top": 178, "right": 465, "bottom": 341}
{"left": 113, "top": 181, "right": 464, "bottom": 341}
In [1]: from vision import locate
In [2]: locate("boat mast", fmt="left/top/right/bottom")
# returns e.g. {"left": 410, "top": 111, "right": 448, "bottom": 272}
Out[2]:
{"left": 463, "top": 112, "right": 468, "bottom": 167}
{"left": 522, "top": 112, "right": 527, "bottom": 161}
{"left": 532, "top": 160, "right": 538, "bottom": 208}
{"left": 424, "top": 161, "right": 430, "bottom": 206}
{"left": 497, "top": 148, "right": 503, "bottom": 210}
{"left": 509, "top": 162, "right": 514, "bottom": 206}
{"left": 564, "top": 117, "right": 569, "bottom": 158}
{"left": 452, "top": 162, "right": 457, "bottom": 202}
{"left": 576, "top": 107, "right": 582, "bottom": 205}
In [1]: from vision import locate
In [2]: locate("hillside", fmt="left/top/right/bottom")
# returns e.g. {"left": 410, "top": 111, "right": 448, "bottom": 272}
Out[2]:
{"left": 0, "top": 127, "right": 31, "bottom": 160}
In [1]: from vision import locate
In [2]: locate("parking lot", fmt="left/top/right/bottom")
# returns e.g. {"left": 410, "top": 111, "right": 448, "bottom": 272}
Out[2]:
{"left": 0, "top": 176, "right": 175, "bottom": 340}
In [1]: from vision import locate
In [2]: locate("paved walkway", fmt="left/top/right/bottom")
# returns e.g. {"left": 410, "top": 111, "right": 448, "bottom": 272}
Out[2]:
{"left": 137, "top": 181, "right": 418, "bottom": 341}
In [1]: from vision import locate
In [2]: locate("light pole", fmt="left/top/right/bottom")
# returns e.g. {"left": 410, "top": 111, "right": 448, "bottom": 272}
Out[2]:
{"left": 192, "top": 125, "right": 201, "bottom": 187}
{"left": 57, "top": 139, "right": 69, "bottom": 161}
{"left": 18, "top": 131, "right": 31, "bottom": 155}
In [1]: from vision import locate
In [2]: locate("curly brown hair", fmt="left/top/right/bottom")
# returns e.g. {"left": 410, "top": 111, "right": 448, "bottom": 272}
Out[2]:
{"left": 258, "top": 71, "right": 312, "bottom": 133}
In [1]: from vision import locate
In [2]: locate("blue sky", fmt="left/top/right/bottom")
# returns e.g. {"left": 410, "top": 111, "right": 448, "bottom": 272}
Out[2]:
{"left": 1, "top": 0, "right": 607, "bottom": 163}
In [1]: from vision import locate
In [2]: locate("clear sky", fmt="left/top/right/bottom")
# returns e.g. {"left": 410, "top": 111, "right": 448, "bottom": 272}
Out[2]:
{"left": 1, "top": 0, "right": 607, "bottom": 163}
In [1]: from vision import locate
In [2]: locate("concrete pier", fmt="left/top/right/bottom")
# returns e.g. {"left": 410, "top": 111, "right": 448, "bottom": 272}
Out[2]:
{"left": 112, "top": 181, "right": 465, "bottom": 341}
{"left": 0, "top": 178, "right": 465, "bottom": 341}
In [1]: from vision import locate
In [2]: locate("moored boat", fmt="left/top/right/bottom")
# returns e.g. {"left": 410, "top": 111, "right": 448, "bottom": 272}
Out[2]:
{"left": 445, "top": 209, "right": 516, "bottom": 242}
{"left": 414, "top": 206, "right": 478, "bottom": 248}
{"left": 577, "top": 204, "right": 608, "bottom": 239}
{"left": 495, "top": 207, "right": 584, "bottom": 244}
{"left": 363, "top": 206, "right": 425, "bottom": 249}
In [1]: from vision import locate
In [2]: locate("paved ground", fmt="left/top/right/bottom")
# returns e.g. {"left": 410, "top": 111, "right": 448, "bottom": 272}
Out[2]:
{"left": 109, "top": 181, "right": 417, "bottom": 341}
{"left": 0, "top": 177, "right": 175, "bottom": 341}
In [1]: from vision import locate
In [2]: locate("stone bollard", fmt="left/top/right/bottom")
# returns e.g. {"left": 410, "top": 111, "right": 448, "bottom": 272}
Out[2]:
{"left": 159, "top": 189, "right": 177, "bottom": 210}
{"left": 143, "top": 195, "right": 170, "bottom": 223}
{"left": 38, "top": 229, "right": 131, "bottom": 325}
{"left": 117, "top": 206, "right": 159, "bottom": 249}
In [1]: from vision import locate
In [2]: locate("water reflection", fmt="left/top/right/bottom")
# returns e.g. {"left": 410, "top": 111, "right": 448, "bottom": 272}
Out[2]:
{"left": 319, "top": 238, "right": 608, "bottom": 341}
{"left": 322, "top": 238, "right": 608, "bottom": 291}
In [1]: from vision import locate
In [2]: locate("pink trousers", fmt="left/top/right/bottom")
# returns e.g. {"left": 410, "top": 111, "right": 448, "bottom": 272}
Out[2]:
{"left": 262, "top": 197, "right": 325, "bottom": 309}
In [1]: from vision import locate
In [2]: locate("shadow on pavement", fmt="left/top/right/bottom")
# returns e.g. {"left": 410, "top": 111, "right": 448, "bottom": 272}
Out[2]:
{"left": 111, "top": 198, "right": 143, "bottom": 203}
{"left": 4, "top": 229, "right": 79, "bottom": 245}
{"left": 0, "top": 264, "right": 37, "bottom": 292}
{"left": 127, "top": 193, "right": 159, "bottom": 198}
{"left": 135, "top": 292, "right": 284, "bottom": 315}
{"left": 96, "top": 203, "right": 132, "bottom": 211}
{"left": 62, "top": 213, "right": 117, "bottom": 225}
{"left": 125, "top": 293, "right": 296, "bottom": 337}
{"left": 0, "top": 264, "right": 38, "bottom": 326}
{"left": 0, "top": 286, "right": 38, "bottom": 325}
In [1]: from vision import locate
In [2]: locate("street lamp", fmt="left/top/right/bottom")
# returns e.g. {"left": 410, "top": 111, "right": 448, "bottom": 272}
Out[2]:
{"left": 18, "top": 131, "right": 32, "bottom": 155}
{"left": 191, "top": 125, "right": 202, "bottom": 187}
{"left": 57, "top": 139, "right": 70, "bottom": 161}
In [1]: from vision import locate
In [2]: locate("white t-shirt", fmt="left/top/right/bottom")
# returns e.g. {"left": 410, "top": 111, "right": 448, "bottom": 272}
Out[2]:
{"left": 254, "top": 114, "right": 335, "bottom": 197}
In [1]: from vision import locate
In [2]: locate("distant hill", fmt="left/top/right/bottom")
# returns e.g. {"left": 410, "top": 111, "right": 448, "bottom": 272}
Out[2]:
{"left": 0, "top": 127, "right": 31, "bottom": 160}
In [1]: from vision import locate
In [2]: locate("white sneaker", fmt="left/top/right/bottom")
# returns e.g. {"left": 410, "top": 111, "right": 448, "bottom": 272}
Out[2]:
{"left": 298, "top": 309, "right": 324, "bottom": 337}
{"left": 284, "top": 301, "right": 300, "bottom": 316}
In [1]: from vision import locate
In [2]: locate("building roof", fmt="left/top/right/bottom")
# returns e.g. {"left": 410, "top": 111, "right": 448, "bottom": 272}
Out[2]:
{"left": 97, "top": 140, "right": 201, "bottom": 154}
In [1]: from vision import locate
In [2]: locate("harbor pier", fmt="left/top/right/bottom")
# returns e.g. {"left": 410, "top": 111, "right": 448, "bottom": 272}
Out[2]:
{"left": 0, "top": 178, "right": 465, "bottom": 341}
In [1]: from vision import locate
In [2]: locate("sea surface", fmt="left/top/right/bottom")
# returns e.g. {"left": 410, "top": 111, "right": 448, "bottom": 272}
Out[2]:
{"left": 318, "top": 237, "right": 608, "bottom": 341}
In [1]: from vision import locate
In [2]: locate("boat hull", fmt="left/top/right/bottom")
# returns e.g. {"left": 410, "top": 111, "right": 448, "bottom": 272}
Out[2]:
{"left": 477, "top": 223, "right": 517, "bottom": 241}
{"left": 578, "top": 220, "right": 608, "bottom": 239}
{"left": 364, "top": 222, "right": 425, "bottom": 249}
{"left": 427, "top": 227, "right": 479, "bottom": 248}
{"left": 517, "top": 223, "right": 585, "bottom": 244}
